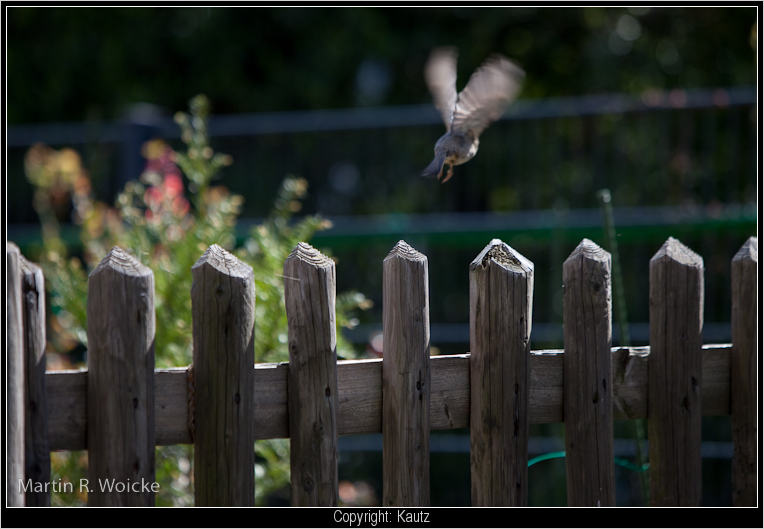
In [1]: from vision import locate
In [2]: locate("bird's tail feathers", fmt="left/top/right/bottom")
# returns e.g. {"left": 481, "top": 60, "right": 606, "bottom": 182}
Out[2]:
{"left": 421, "top": 153, "right": 446, "bottom": 179}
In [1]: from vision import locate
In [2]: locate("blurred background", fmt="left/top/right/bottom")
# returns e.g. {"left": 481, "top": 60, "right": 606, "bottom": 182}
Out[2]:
{"left": 6, "top": 6, "right": 758, "bottom": 507}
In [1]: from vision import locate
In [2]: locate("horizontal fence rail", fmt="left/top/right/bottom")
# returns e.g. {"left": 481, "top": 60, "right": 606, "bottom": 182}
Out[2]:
{"left": 6, "top": 235, "right": 757, "bottom": 507}
{"left": 42, "top": 344, "right": 732, "bottom": 450}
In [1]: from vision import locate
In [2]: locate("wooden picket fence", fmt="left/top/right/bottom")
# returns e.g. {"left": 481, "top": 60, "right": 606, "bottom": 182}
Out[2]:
{"left": 5, "top": 235, "right": 757, "bottom": 507}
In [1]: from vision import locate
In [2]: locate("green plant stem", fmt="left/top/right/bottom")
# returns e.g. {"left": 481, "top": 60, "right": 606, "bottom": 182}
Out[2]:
{"left": 597, "top": 189, "right": 630, "bottom": 346}
{"left": 597, "top": 188, "right": 649, "bottom": 505}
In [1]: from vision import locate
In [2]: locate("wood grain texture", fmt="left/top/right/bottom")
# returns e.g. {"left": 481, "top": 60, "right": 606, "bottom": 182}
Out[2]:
{"left": 429, "top": 354, "right": 470, "bottom": 430}
{"left": 155, "top": 368, "right": 191, "bottom": 445}
{"left": 648, "top": 237, "right": 703, "bottom": 506}
{"left": 253, "top": 362, "right": 288, "bottom": 439}
{"left": 562, "top": 239, "right": 614, "bottom": 506}
{"left": 86, "top": 247, "right": 156, "bottom": 506}
{"left": 45, "top": 345, "right": 732, "bottom": 449}
{"left": 284, "top": 243, "right": 339, "bottom": 506}
{"left": 47, "top": 370, "right": 88, "bottom": 450}
{"left": 611, "top": 347, "right": 649, "bottom": 420}
{"left": 337, "top": 359, "right": 382, "bottom": 435}
{"left": 382, "top": 240, "right": 430, "bottom": 506}
{"left": 469, "top": 239, "right": 533, "bottom": 506}
{"left": 730, "top": 236, "right": 757, "bottom": 506}
{"left": 6, "top": 242, "right": 26, "bottom": 506}
{"left": 191, "top": 244, "right": 255, "bottom": 506}
{"left": 21, "top": 256, "right": 50, "bottom": 506}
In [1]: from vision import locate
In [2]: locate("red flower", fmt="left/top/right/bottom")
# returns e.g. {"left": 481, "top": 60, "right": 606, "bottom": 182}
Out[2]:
{"left": 140, "top": 140, "right": 190, "bottom": 222}
{"left": 164, "top": 172, "right": 184, "bottom": 198}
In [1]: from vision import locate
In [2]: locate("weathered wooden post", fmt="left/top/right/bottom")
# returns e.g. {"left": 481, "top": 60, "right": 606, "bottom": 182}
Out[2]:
{"left": 87, "top": 247, "right": 156, "bottom": 506}
{"left": 6, "top": 242, "right": 26, "bottom": 506}
{"left": 21, "top": 256, "right": 50, "bottom": 506}
{"left": 648, "top": 237, "right": 703, "bottom": 506}
{"left": 284, "top": 242, "right": 339, "bottom": 506}
{"left": 562, "top": 239, "right": 615, "bottom": 506}
{"left": 382, "top": 240, "right": 431, "bottom": 506}
{"left": 469, "top": 239, "right": 533, "bottom": 506}
{"left": 730, "top": 236, "right": 757, "bottom": 506}
{"left": 192, "top": 244, "right": 255, "bottom": 506}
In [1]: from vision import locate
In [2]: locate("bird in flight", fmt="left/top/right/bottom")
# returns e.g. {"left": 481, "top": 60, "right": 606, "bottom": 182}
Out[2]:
{"left": 422, "top": 48, "right": 525, "bottom": 183}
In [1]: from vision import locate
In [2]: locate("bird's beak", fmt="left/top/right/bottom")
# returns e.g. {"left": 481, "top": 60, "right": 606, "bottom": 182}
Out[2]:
{"left": 421, "top": 152, "right": 446, "bottom": 179}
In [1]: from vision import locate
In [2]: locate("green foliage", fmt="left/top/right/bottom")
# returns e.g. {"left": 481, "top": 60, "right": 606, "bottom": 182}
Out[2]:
{"left": 26, "top": 94, "right": 370, "bottom": 506}
{"left": 49, "top": 450, "right": 88, "bottom": 506}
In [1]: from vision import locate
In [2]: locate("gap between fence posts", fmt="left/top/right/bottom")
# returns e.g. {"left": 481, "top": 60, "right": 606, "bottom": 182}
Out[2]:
{"left": 730, "top": 236, "right": 757, "bottom": 506}
{"left": 6, "top": 242, "right": 26, "bottom": 507}
{"left": 284, "top": 243, "right": 339, "bottom": 506}
{"left": 21, "top": 255, "right": 50, "bottom": 507}
{"left": 382, "top": 240, "right": 431, "bottom": 506}
{"left": 86, "top": 247, "right": 156, "bottom": 506}
{"left": 469, "top": 239, "right": 533, "bottom": 506}
{"left": 191, "top": 244, "right": 255, "bottom": 506}
{"left": 648, "top": 237, "right": 703, "bottom": 506}
{"left": 562, "top": 239, "right": 615, "bottom": 506}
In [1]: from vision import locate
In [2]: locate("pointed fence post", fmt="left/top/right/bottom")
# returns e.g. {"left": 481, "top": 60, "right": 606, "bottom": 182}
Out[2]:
{"left": 648, "top": 237, "right": 703, "bottom": 506}
{"left": 469, "top": 239, "right": 533, "bottom": 506}
{"left": 284, "top": 242, "right": 339, "bottom": 506}
{"left": 87, "top": 247, "right": 156, "bottom": 506}
{"left": 21, "top": 256, "right": 50, "bottom": 506}
{"left": 6, "top": 242, "right": 26, "bottom": 506}
{"left": 562, "top": 239, "right": 615, "bottom": 506}
{"left": 382, "top": 240, "right": 430, "bottom": 506}
{"left": 192, "top": 244, "right": 255, "bottom": 506}
{"left": 731, "top": 236, "right": 757, "bottom": 506}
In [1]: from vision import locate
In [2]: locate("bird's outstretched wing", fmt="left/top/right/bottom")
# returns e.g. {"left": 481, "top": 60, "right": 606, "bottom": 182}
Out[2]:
{"left": 424, "top": 47, "right": 458, "bottom": 129}
{"left": 451, "top": 55, "right": 525, "bottom": 138}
